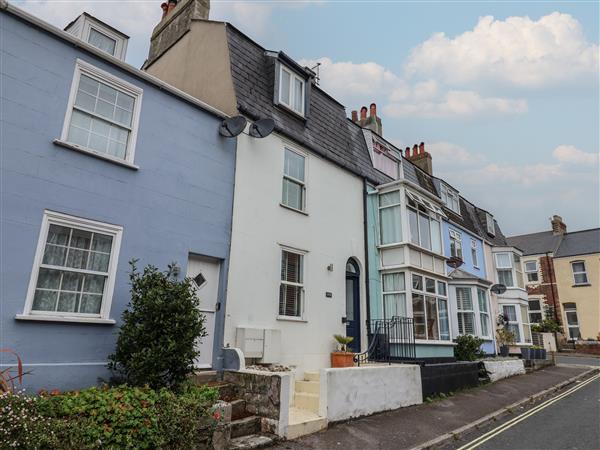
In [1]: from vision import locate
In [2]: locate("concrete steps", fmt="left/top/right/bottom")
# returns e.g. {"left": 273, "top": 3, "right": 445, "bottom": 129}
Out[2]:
{"left": 286, "top": 407, "right": 327, "bottom": 440}
{"left": 286, "top": 370, "right": 327, "bottom": 439}
{"left": 231, "top": 416, "right": 261, "bottom": 439}
{"left": 228, "top": 434, "right": 276, "bottom": 449}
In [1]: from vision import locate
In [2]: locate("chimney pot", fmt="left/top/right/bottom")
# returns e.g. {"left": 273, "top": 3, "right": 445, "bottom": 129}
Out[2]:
{"left": 161, "top": 2, "right": 168, "bottom": 18}
{"left": 419, "top": 142, "right": 425, "bottom": 155}
{"left": 360, "top": 106, "right": 367, "bottom": 120}
{"left": 412, "top": 144, "right": 418, "bottom": 158}
{"left": 167, "top": 0, "right": 177, "bottom": 14}
{"left": 351, "top": 110, "right": 358, "bottom": 122}
{"left": 405, "top": 147, "right": 411, "bottom": 158}
{"left": 369, "top": 103, "right": 377, "bottom": 118}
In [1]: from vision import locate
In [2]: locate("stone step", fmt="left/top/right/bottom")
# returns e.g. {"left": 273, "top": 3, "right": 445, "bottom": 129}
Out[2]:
{"left": 190, "top": 370, "right": 217, "bottom": 384}
{"left": 231, "top": 399, "right": 248, "bottom": 421}
{"left": 286, "top": 407, "right": 327, "bottom": 440}
{"left": 295, "top": 380, "right": 320, "bottom": 395}
{"left": 294, "top": 392, "right": 319, "bottom": 414}
{"left": 304, "top": 371, "right": 320, "bottom": 382}
{"left": 231, "top": 416, "right": 261, "bottom": 439}
{"left": 228, "top": 433, "right": 276, "bottom": 450}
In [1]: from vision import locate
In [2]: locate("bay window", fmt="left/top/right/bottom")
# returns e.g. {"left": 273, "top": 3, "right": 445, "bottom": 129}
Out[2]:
{"left": 379, "top": 191, "right": 402, "bottom": 245}
{"left": 456, "top": 287, "right": 475, "bottom": 335}
{"left": 411, "top": 274, "right": 449, "bottom": 341}
{"left": 495, "top": 252, "right": 524, "bottom": 288}
{"left": 383, "top": 272, "right": 406, "bottom": 318}
{"left": 406, "top": 192, "right": 443, "bottom": 254}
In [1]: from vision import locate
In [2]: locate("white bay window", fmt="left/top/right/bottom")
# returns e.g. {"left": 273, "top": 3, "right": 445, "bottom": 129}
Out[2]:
{"left": 379, "top": 191, "right": 402, "bottom": 245}
{"left": 406, "top": 192, "right": 443, "bottom": 254}
{"left": 412, "top": 274, "right": 449, "bottom": 341}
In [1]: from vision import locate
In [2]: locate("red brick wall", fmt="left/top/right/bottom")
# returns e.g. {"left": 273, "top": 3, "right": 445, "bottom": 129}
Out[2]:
{"left": 526, "top": 255, "right": 562, "bottom": 326}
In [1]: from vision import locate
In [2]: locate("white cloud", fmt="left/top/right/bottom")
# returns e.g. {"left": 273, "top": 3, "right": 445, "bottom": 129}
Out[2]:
{"left": 405, "top": 12, "right": 599, "bottom": 88}
{"left": 552, "top": 145, "right": 599, "bottom": 165}
{"left": 426, "top": 142, "right": 485, "bottom": 165}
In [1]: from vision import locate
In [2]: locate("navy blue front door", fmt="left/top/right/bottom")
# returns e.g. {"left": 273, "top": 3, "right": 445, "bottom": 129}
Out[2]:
{"left": 345, "top": 259, "right": 361, "bottom": 352}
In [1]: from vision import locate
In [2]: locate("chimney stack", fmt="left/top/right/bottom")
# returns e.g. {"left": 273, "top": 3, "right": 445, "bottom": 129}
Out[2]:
{"left": 351, "top": 102, "right": 383, "bottom": 136}
{"left": 405, "top": 142, "right": 433, "bottom": 175}
{"left": 551, "top": 215, "right": 567, "bottom": 235}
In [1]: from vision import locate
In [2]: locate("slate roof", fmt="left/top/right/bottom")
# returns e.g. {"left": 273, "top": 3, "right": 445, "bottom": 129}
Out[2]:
{"left": 554, "top": 228, "right": 600, "bottom": 258}
{"left": 225, "top": 25, "right": 390, "bottom": 186}
{"left": 506, "top": 231, "right": 563, "bottom": 256}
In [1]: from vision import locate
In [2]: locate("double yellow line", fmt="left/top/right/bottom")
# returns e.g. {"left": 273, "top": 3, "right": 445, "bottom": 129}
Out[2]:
{"left": 456, "top": 372, "right": 600, "bottom": 450}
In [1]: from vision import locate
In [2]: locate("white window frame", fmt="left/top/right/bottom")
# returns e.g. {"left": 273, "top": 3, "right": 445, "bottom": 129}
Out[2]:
{"left": 528, "top": 298, "right": 543, "bottom": 324}
{"left": 411, "top": 273, "right": 450, "bottom": 342}
{"left": 59, "top": 59, "right": 143, "bottom": 167}
{"left": 564, "top": 304, "right": 580, "bottom": 341}
{"left": 281, "top": 146, "right": 307, "bottom": 213}
{"left": 571, "top": 260, "right": 589, "bottom": 285}
{"left": 406, "top": 192, "right": 444, "bottom": 254}
{"left": 471, "top": 239, "right": 479, "bottom": 268}
{"left": 500, "top": 302, "right": 531, "bottom": 344}
{"left": 524, "top": 260, "right": 539, "bottom": 283}
{"left": 278, "top": 65, "right": 305, "bottom": 116}
{"left": 82, "top": 18, "right": 128, "bottom": 60}
{"left": 449, "top": 229, "right": 463, "bottom": 259}
{"left": 18, "top": 210, "right": 122, "bottom": 324}
{"left": 382, "top": 272, "right": 406, "bottom": 319}
{"left": 456, "top": 287, "right": 475, "bottom": 336}
{"left": 278, "top": 247, "right": 306, "bottom": 320}
{"left": 378, "top": 190, "right": 402, "bottom": 245}
{"left": 477, "top": 288, "right": 491, "bottom": 338}
{"left": 441, "top": 184, "right": 460, "bottom": 215}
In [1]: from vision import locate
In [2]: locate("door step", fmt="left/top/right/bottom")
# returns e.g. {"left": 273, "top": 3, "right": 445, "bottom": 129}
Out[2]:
{"left": 228, "top": 433, "right": 276, "bottom": 449}
{"left": 286, "top": 407, "right": 327, "bottom": 440}
{"left": 231, "top": 415, "right": 261, "bottom": 439}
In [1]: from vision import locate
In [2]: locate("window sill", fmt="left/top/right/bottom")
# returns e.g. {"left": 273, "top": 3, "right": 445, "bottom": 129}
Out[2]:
{"left": 276, "top": 315, "right": 307, "bottom": 323}
{"left": 415, "top": 339, "right": 456, "bottom": 346}
{"left": 15, "top": 314, "right": 116, "bottom": 325}
{"left": 572, "top": 283, "right": 591, "bottom": 288}
{"left": 53, "top": 139, "right": 139, "bottom": 170}
{"left": 275, "top": 102, "right": 306, "bottom": 121}
{"left": 279, "top": 203, "right": 309, "bottom": 216}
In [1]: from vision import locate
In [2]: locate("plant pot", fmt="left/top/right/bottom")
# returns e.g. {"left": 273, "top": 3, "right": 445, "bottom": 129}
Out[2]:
{"left": 331, "top": 352, "right": 355, "bottom": 368}
{"left": 540, "top": 349, "right": 547, "bottom": 360}
{"left": 499, "top": 345, "right": 510, "bottom": 357}
{"left": 521, "top": 347, "right": 532, "bottom": 360}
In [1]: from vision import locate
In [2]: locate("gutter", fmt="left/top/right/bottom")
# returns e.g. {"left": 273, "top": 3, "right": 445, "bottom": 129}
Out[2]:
{"left": 0, "top": 0, "right": 229, "bottom": 120}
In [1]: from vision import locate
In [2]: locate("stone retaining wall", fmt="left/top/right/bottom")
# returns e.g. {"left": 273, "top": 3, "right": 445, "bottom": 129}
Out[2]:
{"left": 575, "top": 341, "right": 600, "bottom": 355}
{"left": 483, "top": 359, "right": 525, "bottom": 382}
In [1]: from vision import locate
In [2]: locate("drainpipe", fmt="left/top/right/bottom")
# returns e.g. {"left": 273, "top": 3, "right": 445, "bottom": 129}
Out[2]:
{"left": 362, "top": 179, "right": 372, "bottom": 336}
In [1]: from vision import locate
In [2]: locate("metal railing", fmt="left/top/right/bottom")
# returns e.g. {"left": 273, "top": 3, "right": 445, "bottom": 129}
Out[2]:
{"left": 354, "top": 317, "right": 416, "bottom": 366}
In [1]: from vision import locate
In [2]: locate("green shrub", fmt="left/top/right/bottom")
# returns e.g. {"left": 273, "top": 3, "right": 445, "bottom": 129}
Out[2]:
{"left": 108, "top": 261, "right": 207, "bottom": 390}
{"left": 2, "top": 384, "right": 218, "bottom": 449}
{"left": 531, "top": 318, "right": 561, "bottom": 333}
{"left": 454, "top": 335, "right": 485, "bottom": 361}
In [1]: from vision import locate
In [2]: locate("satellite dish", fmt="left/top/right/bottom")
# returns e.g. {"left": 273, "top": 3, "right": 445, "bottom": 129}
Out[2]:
{"left": 491, "top": 284, "right": 507, "bottom": 295}
{"left": 219, "top": 116, "right": 247, "bottom": 138}
{"left": 249, "top": 118, "right": 275, "bottom": 138}
{"left": 446, "top": 256, "right": 464, "bottom": 269}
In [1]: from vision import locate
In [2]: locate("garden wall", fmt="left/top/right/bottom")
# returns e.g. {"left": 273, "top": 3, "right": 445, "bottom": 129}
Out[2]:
{"left": 318, "top": 365, "right": 422, "bottom": 422}
{"left": 223, "top": 369, "right": 291, "bottom": 436}
{"left": 575, "top": 341, "right": 600, "bottom": 355}
{"left": 420, "top": 362, "right": 479, "bottom": 397}
{"left": 483, "top": 359, "right": 525, "bottom": 382}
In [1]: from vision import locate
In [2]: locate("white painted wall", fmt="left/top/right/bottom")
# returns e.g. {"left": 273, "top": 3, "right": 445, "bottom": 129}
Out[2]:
{"left": 318, "top": 365, "right": 422, "bottom": 421}
{"left": 483, "top": 359, "right": 525, "bottom": 382}
{"left": 225, "top": 130, "right": 367, "bottom": 376}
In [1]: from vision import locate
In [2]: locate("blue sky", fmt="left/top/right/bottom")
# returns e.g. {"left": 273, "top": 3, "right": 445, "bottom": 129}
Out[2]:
{"left": 17, "top": 1, "right": 600, "bottom": 235}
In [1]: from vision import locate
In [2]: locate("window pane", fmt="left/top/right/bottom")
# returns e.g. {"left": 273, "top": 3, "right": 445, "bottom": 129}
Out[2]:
{"left": 412, "top": 274, "right": 423, "bottom": 291}
{"left": 66, "top": 249, "right": 90, "bottom": 270}
{"left": 456, "top": 287, "right": 472, "bottom": 310}
{"left": 47, "top": 224, "right": 70, "bottom": 245}
{"left": 75, "top": 90, "right": 97, "bottom": 112}
{"left": 42, "top": 244, "right": 67, "bottom": 266}
{"left": 437, "top": 281, "right": 447, "bottom": 296}
{"left": 32, "top": 290, "right": 58, "bottom": 312}
{"left": 92, "top": 233, "right": 113, "bottom": 253}
{"left": 412, "top": 294, "right": 426, "bottom": 339}
{"left": 565, "top": 311, "right": 579, "bottom": 326}
{"left": 528, "top": 299, "right": 541, "bottom": 311}
{"left": 293, "top": 78, "right": 303, "bottom": 113}
{"left": 568, "top": 326, "right": 580, "bottom": 340}
{"left": 279, "top": 284, "right": 302, "bottom": 317}
{"left": 507, "top": 323, "right": 520, "bottom": 342}
{"left": 380, "top": 205, "right": 401, "bottom": 244}
{"left": 438, "top": 299, "right": 450, "bottom": 340}
{"left": 574, "top": 273, "right": 588, "bottom": 284}
{"left": 61, "top": 271, "right": 83, "bottom": 292}
{"left": 281, "top": 251, "right": 302, "bottom": 283}
{"left": 529, "top": 312, "right": 543, "bottom": 323}
{"left": 80, "top": 294, "right": 103, "bottom": 314}
{"left": 379, "top": 191, "right": 400, "bottom": 207}
{"left": 282, "top": 178, "right": 303, "bottom": 210}
{"left": 84, "top": 275, "right": 106, "bottom": 294}
{"left": 525, "top": 261, "right": 537, "bottom": 271}
{"left": 425, "top": 278, "right": 436, "bottom": 293}
{"left": 284, "top": 149, "right": 305, "bottom": 181}
{"left": 458, "top": 312, "right": 475, "bottom": 335}
{"left": 57, "top": 292, "right": 79, "bottom": 312}
{"left": 498, "top": 269, "right": 513, "bottom": 287}
{"left": 418, "top": 213, "right": 431, "bottom": 250}
{"left": 496, "top": 253, "right": 511, "bottom": 268}
{"left": 88, "top": 252, "right": 110, "bottom": 272}
{"left": 408, "top": 208, "right": 419, "bottom": 244}
{"left": 431, "top": 219, "right": 441, "bottom": 253}
{"left": 572, "top": 262, "right": 585, "bottom": 272}
{"left": 425, "top": 296, "right": 439, "bottom": 340}
{"left": 384, "top": 293, "right": 406, "bottom": 318}
{"left": 280, "top": 69, "right": 291, "bottom": 105}
{"left": 383, "top": 273, "right": 405, "bottom": 292}
{"left": 503, "top": 305, "right": 517, "bottom": 321}
{"left": 88, "top": 28, "right": 116, "bottom": 55}
{"left": 36, "top": 268, "right": 61, "bottom": 290}
{"left": 477, "top": 289, "right": 488, "bottom": 312}
{"left": 480, "top": 313, "right": 490, "bottom": 336}
{"left": 527, "top": 272, "right": 539, "bottom": 282}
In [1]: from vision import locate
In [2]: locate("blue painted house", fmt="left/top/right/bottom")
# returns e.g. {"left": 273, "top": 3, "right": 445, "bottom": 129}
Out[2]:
{"left": 0, "top": 4, "right": 236, "bottom": 391}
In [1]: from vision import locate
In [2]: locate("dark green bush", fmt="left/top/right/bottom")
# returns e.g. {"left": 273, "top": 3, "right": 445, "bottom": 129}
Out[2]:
{"left": 108, "top": 261, "right": 207, "bottom": 390}
{"left": 2, "top": 384, "right": 218, "bottom": 449}
{"left": 531, "top": 318, "right": 561, "bottom": 333}
{"left": 454, "top": 335, "right": 485, "bottom": 361}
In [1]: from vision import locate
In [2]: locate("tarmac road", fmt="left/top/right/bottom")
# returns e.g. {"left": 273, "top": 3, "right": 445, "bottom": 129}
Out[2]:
{"left": 456, "top": 374, "right": 600, "bottom": 450}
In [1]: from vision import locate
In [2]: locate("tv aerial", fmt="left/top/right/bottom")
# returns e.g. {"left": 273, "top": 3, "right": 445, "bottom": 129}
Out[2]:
{"left": 219, "top": 115, "right": 247, "bottom": 138}
{"left": 249, "top": 118, "right": 275, "bottom": 138}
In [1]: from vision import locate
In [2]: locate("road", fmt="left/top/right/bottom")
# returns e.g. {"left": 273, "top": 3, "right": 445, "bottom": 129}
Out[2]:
{"left": 456, "top": 373, "right": 600, "bottom": 450}
{"left": 556, "top": 354, "right": 600, "bottom": 367}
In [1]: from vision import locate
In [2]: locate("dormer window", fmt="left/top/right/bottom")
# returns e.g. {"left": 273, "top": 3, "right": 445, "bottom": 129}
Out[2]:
{"left": 278, "top": 65, "right": 305, "bottom": 116}
{"left": 440, "top": 184, "right": 460, "bottom": 214}
{"left": 372, "top": 140, "right": 399, "bottom": 179}
{"left": 485, "top": 213, "right": 495, "bottom": 236}
{"left": 65, "top": 13, "right": 129, "bottom": 60}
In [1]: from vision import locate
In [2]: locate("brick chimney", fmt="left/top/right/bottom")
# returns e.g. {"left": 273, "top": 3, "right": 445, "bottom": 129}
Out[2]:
{"left": 145, "top": 0, "right": 210, "bottom": 67}
{"left": 351, "top": 102, "right": 383, "bottom": 136}
{"left": 551, "top": 215, "right": 567, "bottom": 235}
{"left": 405, "top": 142, "right": 433, "bottom": 175}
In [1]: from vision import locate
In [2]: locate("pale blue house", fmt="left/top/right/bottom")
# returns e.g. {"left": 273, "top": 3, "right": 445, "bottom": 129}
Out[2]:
{"left": 0, "top": 4, "right": 236, "bottom": 391}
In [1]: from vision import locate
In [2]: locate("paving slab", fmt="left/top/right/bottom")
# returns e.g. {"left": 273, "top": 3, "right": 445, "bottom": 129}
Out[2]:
{"left": 271, "top": 366, "right": 589, "bottom": 450}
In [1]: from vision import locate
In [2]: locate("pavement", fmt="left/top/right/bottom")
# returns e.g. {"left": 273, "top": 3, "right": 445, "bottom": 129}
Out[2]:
{"left": 457, "top": 374, "right": 600, "bottom": 450}
{"left": 271, "top": 365, "right": 594, "bottom": 450}
{"left": 556, "top": 353, "right": 600, "bottom": 367}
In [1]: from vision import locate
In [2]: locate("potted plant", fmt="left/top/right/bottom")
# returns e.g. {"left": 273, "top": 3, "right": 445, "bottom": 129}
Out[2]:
{"left": 331, "top": 334, "right": 355, "bottom": 368}
{"left": 520, "top": 346, "right": 533, "bottom": 360}
{"left": 496, "top": 328, "right": 516, "bottom": 357}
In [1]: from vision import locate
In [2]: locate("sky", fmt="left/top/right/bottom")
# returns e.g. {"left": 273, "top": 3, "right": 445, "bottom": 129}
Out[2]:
{"left": 15, "top": 0, "right": 600, "bottom": 235}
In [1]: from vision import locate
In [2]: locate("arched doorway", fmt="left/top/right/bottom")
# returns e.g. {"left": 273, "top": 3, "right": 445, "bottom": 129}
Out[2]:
{"left": 345, "top": 258, "right": 361, "bottom": 352}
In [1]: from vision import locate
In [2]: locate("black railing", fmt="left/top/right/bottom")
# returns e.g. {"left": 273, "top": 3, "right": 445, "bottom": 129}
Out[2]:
{"left": 354, "top": 317, "right": 416, "bottom": 366}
